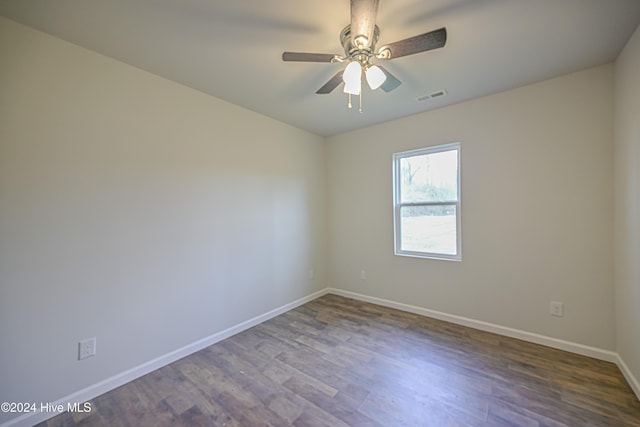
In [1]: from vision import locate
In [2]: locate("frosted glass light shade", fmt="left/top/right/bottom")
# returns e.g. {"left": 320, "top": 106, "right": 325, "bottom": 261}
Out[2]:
{"left": 343, "top": 61, "right": 362, "bottom": 95}
{"left": 365, "top": 65, "right": 386, "bottom": 90}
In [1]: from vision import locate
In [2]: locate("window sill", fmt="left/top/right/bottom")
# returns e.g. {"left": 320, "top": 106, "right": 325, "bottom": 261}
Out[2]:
{"left": 394, "top": 251, "right": 461, "bottom": 262}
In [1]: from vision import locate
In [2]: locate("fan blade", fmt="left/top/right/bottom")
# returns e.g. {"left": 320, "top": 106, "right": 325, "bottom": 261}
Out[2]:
{"left": 316, "top": 70, "right": 345, "bottom": 94}
{"left": 351, "top": 0, "right": 379, "bottom": 49}
{"left": 379, "top": 66, "right": 401, "bottom": 92}
{"left": 282, "top": 52, "right": 337, "bottom": 62}
{"left": 381, "top": 27, "right": 447, "bottom": 59}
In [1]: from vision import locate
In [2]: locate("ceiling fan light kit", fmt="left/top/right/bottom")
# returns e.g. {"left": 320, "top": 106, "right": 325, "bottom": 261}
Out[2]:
{"left": 343, "top": 61, "right": 363, "bottom": 95}
{"left": 282, "top": 0, "right": 447, "bottom": 113}
{"left": 365, "top": 65, "right": 386, "bottom": 90}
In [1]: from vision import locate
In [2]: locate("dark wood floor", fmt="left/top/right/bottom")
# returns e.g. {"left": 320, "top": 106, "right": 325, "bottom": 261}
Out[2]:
{"left": 37, "top": 294, "right": 640, "bottom": 426}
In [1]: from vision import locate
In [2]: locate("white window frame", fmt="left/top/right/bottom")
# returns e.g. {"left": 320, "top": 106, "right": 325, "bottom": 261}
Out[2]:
{"left": 393, "top": 142, "right": 461, "bottom": 261}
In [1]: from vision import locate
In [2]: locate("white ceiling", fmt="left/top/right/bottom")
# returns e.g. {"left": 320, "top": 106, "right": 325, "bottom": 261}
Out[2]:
{"left": 2, "top": 0, "right": 640, "bottom": 136}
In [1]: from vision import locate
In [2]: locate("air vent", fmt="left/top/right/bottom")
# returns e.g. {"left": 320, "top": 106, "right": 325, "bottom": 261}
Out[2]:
{"left": 417, "top": 89, "right": 448, "bottom": 102}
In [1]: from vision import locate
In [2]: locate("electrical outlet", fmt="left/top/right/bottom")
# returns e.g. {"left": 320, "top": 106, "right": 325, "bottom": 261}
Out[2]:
{"left": 78, "top": 337, "right": 96, "bottom": 360}
{"left": 360, "top": 270, "right": 367, "bottom": 280}
{"left": 308, "top": 269, "right": 314, "bottom": 280}
{"left": 550, "top": 301, "right": 564, "bottom": 317}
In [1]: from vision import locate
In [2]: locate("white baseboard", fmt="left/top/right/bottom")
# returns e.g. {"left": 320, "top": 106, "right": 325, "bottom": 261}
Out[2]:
{"left": 325, "top": 288, "right": 621, "bottom": 361}
{"left": 1, "top": 288, "right": 330, "bottom": 427}
{"left": 616, "top": 354, "right": 640, "bottom": 400}
{"left": 4, "top": 286, "right": 638, "bottom": 427}
{"left": 326, "top": 288, "right": 640, "bottom": 400}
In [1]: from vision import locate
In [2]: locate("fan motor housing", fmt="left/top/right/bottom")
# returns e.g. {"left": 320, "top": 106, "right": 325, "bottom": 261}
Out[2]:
{"left": 340, "top": 25, "right": 380, "bottom": 57}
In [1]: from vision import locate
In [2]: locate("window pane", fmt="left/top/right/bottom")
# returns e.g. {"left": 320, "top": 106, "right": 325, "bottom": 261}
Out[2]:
{"left": 400, "top": 205, "right": 457, "bottom": 255}
{"left": 399, "top": 150, "right": 458, "bottom": 203}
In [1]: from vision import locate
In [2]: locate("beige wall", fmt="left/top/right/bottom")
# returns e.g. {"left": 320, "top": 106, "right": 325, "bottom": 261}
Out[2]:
{"left": 327, "top": 65, "right": 615, "bottom": 350}
{"left": 614, "top": 24, "right": 640, "bottom": 391}
{"left": 0, "top": 17, "right": 326, "bottom": 424}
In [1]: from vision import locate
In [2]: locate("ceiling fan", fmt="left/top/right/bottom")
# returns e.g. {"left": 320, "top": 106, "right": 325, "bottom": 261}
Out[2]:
{"left": 282, "top": 0, "right": 447, "bottom": 112}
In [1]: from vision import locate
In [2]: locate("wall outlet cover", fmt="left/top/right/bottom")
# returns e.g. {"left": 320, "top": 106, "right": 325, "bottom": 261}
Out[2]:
{"left": 550, "top": 301, "right": 564, "bottom": 317}
{"left": 78, "top": 337, "right": 96, "bottom": 360}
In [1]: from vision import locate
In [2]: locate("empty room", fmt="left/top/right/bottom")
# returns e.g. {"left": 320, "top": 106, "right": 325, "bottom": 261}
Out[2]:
{"left": 1, "top": 0, "right": 640, "bottom": 426}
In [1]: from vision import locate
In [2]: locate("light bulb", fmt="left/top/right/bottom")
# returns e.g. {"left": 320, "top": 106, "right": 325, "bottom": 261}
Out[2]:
{"left": 365, "top": 65, "right": 387, "bottom": 90}
{"left": 342, "top": 61, "right": 362, "bottom": 95}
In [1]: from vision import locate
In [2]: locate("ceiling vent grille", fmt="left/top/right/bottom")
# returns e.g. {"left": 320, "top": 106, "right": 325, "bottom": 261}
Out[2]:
{"left": 417, "top": 89, "right": 447, "bottom": 102}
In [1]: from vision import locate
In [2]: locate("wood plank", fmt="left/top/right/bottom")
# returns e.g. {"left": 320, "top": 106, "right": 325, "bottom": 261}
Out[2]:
{"left": 35, "top": 294, "right": 640, "bottom": 427}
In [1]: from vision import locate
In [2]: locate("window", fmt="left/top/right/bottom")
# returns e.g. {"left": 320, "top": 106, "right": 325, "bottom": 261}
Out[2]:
{"left": 393, "top": 143, "right": 461, "bottom": 260}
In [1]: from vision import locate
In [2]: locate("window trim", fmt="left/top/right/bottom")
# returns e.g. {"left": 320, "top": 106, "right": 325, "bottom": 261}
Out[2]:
{"left": 392, "top": 142, "right": 461, "bottom": 261}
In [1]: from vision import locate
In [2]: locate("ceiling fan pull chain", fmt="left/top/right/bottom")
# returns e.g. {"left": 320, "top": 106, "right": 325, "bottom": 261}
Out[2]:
{"left": 359, "top": 90, "right": 363, "bottom": 113}
{"left": 347, "top": 93, "right": 353, "bottom": 109}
